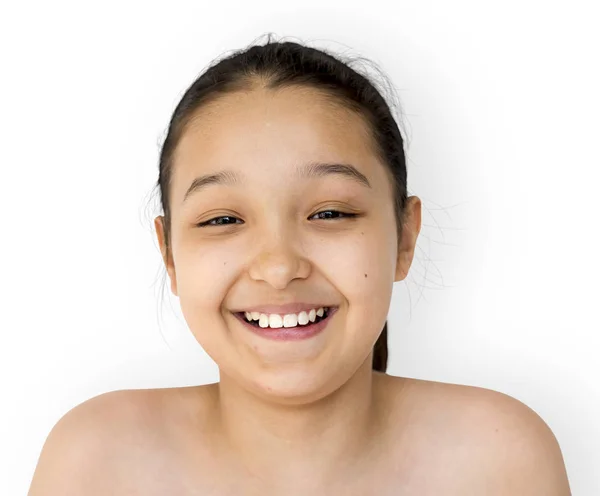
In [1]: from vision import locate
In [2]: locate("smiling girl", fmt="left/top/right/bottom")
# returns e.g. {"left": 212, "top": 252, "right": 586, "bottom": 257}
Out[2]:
{"left": 28, "top": 35, "right": 571, "bottom": 495}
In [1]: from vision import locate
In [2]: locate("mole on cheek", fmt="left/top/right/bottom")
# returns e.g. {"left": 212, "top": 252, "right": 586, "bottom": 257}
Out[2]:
{"left": 364, "top": 273, "right": 368, "bottom": 278}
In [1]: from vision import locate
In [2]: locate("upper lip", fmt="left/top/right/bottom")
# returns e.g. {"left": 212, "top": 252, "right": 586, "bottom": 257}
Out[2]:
{"left": 231, "top": 303, "right": 337, "bottom": 315}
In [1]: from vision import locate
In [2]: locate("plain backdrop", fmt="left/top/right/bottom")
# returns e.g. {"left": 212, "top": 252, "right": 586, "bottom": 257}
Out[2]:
{"left": 1, "top": 0, "right": 598, "bottom": 494}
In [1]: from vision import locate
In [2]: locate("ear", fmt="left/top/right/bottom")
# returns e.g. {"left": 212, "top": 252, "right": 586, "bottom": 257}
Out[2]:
{"left": 154, "top": 216, "right": 178, "bottom": 296}
{"left": 394, "top": 196, "right": 422, "bottom": 282}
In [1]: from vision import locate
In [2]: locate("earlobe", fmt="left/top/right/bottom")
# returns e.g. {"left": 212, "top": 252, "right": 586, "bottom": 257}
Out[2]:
{"left": 168, "top": 267, "right": 178, "bottom": 297}
{"left": 394, "top": 251, "right": 411, "bottom": 282}
{"left": 154, "top": 215, "right": 178, "bottom": 296}
{"left": 154, "top": 216, "right": 168, "bottom": 265}
{"left": 393, "top": 196, "right": 422, "bottom": 283}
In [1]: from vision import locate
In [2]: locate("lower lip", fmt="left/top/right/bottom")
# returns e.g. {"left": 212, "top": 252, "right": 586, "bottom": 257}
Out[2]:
{"left": 233, "top": 308, "right": 337, "bottom": 341}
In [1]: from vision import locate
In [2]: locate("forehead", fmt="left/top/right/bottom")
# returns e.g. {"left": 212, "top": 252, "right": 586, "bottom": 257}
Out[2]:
{"left": 170, "top": 86, "right": 386, "bottom": 195}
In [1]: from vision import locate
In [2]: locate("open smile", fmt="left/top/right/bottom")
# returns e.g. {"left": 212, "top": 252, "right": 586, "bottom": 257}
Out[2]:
{"left": 232, "top": 307, "right": 338, "bottom": 341}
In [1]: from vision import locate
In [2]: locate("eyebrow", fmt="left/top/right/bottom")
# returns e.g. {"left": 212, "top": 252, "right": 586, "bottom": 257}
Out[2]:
{"left": 182, "top": 161, "right": 372, "bottom": 204}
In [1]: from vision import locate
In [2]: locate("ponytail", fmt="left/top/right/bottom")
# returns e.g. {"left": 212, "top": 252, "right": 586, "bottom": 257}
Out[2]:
{"left": 372, "top": 321, "right": 388, "bottom": 372}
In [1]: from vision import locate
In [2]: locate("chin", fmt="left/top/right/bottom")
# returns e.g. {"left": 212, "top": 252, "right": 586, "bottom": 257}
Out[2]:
{"left": 230, "top": 359, "right": 357, "bottom": 404}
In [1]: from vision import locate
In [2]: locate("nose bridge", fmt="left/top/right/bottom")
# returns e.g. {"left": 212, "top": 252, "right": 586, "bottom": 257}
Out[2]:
{"left": 248, "top": 213, "right": 310, "bottom": 288}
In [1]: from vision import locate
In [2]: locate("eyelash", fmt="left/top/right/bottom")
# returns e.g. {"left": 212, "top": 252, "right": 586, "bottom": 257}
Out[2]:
{"left": 196, "top": 210, "right": 358, "bottom": 227}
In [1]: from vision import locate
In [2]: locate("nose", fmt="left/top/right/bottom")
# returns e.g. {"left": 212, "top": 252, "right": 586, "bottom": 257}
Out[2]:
{"left": 247, "top": 229, "right": 311, "bottom": 290}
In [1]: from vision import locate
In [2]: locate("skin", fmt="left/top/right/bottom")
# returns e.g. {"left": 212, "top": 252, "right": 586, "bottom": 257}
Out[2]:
{"left": 26, "top": 82, "right": 570, "bottom": 496}
{"left": 153, "top": 84, "right": 422, "bottom": 489}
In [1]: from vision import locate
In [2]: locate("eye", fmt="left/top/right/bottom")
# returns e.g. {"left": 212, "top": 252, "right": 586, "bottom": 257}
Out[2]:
{"left": 196, "top": 215, "right": 244, "bottom": 227}
{"left": 196, "top": 210, "right": 358, "bottom": 227}
{"left": 309, "top": 210, "right": 358, "bottom": 221}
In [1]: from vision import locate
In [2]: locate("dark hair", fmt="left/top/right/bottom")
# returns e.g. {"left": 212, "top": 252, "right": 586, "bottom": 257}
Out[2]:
{"left": 155, "top": 34, "right": 409, "bottom": 374}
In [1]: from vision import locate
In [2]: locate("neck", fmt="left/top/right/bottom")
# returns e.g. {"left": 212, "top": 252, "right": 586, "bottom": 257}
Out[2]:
{"left": 208, "top": 355, "right": 387, "bottom": 485}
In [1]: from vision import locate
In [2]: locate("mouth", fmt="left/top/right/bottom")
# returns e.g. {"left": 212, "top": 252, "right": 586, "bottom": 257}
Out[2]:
{"left": 231, "top": 307, "right": 338, "bottom": 341}
{"left": 235, "top": 307, "right": 333, "bottom": 328}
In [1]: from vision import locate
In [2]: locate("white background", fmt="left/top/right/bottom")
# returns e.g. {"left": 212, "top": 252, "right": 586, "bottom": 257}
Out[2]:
{"left": 1, "top": 0, "right": 598, "bottom": 494}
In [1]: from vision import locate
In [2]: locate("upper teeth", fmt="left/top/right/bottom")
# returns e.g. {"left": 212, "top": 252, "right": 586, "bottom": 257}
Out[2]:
{"left": 244, "top": 307, "right": 327, "bottom": 329}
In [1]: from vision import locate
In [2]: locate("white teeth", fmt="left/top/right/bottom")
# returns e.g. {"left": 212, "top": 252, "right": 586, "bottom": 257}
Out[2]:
{"left": 283, "top": 314, "right": 298, "bottom": 327}
{"left": 297, "top": 311, "right": 309, "bottom": 325}
{"left": 243, "top": 307, "right": 330, "bottom": 328}
{"left": 268, "top": 314, "right": 283, "bottom": 328}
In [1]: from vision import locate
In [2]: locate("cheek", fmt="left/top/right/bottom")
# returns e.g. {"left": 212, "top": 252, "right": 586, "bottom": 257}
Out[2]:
{"left": 175, "top": 242, "right": 242, "bottom": 312}
{"left": 307, "top": 229, "right": 396, "bottom": 308}
{"left": 174, "top": 243, "right": 244, "bottom": 362}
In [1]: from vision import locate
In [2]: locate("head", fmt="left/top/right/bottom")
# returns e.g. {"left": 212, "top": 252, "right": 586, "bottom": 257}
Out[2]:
{"left": 153, "top": 37, "right": 421, "bottom": 399}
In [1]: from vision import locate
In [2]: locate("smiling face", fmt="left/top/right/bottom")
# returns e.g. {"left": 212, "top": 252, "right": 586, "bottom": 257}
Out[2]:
{"left": 154, "top": 85, "right": 420, "bottom": 399}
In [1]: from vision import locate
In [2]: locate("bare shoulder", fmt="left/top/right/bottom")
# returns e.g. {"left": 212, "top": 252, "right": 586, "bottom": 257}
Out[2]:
{"left": 27, "top": 390, "right": 126, "bottom": 495}
{"left": 28, "top": 388, "right": 181, "bottom": 496}
{"left": 456, "top": 382, "right": 571, "bottom": 494}
{"left": 384, "top": 375, "right": 571, "bottom": 495}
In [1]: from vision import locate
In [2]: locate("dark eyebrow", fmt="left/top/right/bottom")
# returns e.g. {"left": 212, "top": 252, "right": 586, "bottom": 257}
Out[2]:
{"left": 297, "top": 161, "right": 372, "bottom": 189}
{"left": 182, "top": 170, "right": 241, "bottom": 204}
{"left": 182, "top": 161, "right": 371, "bottom": 204}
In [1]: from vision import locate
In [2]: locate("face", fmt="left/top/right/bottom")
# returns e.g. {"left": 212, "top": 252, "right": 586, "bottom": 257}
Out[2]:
{"left": 155, "top": 86, "right": 421, "bottom": 400}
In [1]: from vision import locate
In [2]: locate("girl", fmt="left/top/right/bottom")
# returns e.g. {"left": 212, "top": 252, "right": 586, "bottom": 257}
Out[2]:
{"left": 28, "top": 35, "right": 570, "bottom": 495}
